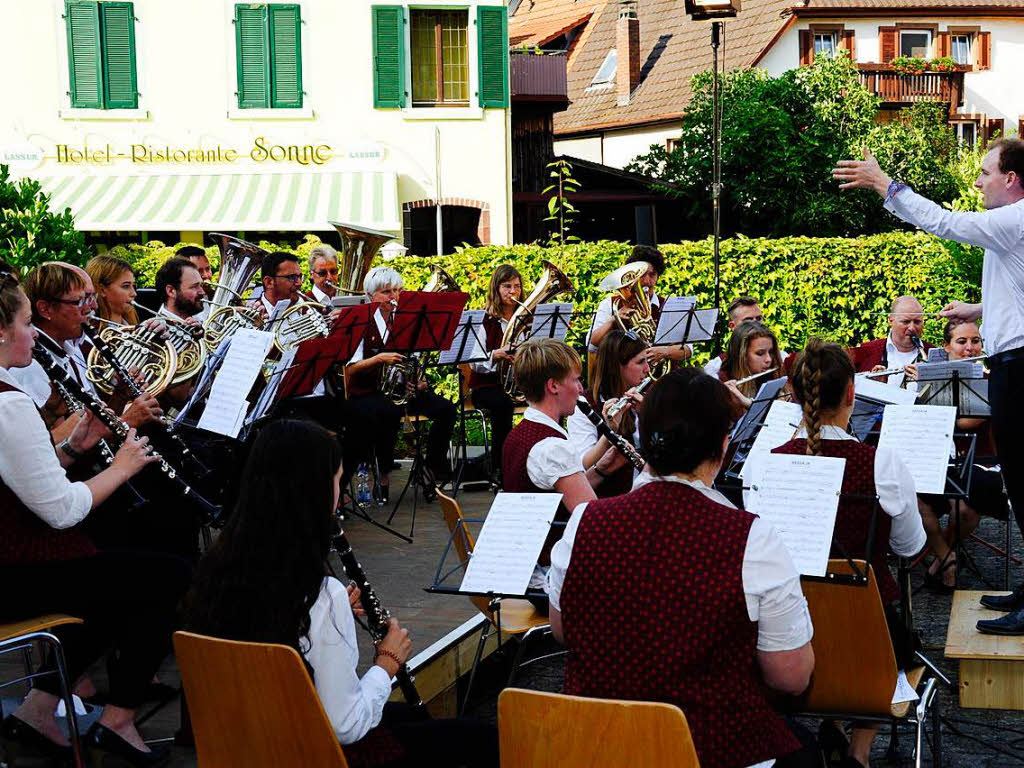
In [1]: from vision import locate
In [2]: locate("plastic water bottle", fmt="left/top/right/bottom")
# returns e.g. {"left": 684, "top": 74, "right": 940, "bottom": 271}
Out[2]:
{"left": 356, "top": 463, "right": 372, "bottom": 504}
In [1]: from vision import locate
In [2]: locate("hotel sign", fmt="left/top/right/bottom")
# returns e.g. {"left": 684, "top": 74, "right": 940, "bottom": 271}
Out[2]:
{"left": 54, "top": 136, "right": 333, "bottom": 166}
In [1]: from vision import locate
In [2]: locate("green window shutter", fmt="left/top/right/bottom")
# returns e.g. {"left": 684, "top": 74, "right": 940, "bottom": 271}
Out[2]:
{"left": 99, "top": 2, "right": 138, "bottom": 109}
{"left": 268, "top": 4, "right": 302, "bottom": 108}
{"left": 235, "top": 4, "right": 270, "bottom": 108}
{"left": 372, "top": 6, "right": 405, "bottom": 108}
{"left": 477, "top": 5, "right": 508, "bottom": 108}
{"left": 65, "top": 1, "right": 103, "bottom": 109}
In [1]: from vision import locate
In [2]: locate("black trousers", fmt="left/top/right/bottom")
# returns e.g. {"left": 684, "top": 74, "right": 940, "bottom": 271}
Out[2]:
{"left": 407, "top": 390, "right": 457, "bottom": 477}
{"left": 469, "top": 386, "right": 515, "bottom": 474}
{"left": 988, "top": 356, "right": 1024, "bottom": 551}
{"left": 0, "top": 551, "right": 191, "bottom": 709}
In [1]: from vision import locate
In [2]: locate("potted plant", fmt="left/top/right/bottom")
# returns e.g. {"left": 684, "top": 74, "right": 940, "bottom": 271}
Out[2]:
{"left": 891, "top": 56, "right": 928, "bottom": 74}
{"left": 930, "top": 56, "right": 957, "bottom": 72}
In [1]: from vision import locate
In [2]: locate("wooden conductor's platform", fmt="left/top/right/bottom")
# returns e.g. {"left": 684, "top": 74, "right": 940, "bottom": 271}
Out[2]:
{"left": 945, "top": 591, "right": 1024, "bottom": 710}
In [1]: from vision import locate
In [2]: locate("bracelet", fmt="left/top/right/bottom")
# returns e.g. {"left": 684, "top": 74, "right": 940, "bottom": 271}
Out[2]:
{"left": 375, "top": 648, "right": 403, "bottom": 669}
{"left": 57, "top": 438, "right": 84, "bottom": 460}
{"left": 593, "top": 466, "right": 610, "bottom": 480}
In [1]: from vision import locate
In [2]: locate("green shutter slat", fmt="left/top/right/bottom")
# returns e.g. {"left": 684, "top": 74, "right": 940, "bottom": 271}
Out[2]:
{"left": 100, "top": 2, "right": 137, "bottom": 109}
{"left": 235, "top": 4, "right": 270, "bottom": 108}
{"left": 372, "top": 6, "right": 405, "bottom": 109}
{"left": 66, "top": 1, "right": 103, "bottom": 109}
{"left": 269, "top": 4, "right": 302, "bottom": 108}
{"left": 477, "top": 5, "right": 508, "bottom": 108}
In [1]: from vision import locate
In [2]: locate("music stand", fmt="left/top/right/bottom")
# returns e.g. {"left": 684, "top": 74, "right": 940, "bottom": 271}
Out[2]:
{"left": 382, "top": 291, "right": 469, "bottom": 539}
{"left": 653, "top": 299, "right": 719, "bottom": 350}
{"left": 717, "top": 377, "right": 789, "bottom": 499}
{"left": 276, "top": 303, "right": 372, "bottom": 401}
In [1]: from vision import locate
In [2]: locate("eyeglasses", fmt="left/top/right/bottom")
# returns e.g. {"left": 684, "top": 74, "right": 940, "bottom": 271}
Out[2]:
{"left": 274, "top": 274, "right": 303, "bottom": 284}
{"left": 313, "top": 268, "right": 339, "bottom": 278}
{"left": 52, "top": 294, "right": 95, "bottom": 308}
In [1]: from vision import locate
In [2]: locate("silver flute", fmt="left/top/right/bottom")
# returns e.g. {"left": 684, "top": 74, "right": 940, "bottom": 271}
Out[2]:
{"left": 606, "top": 376, "right": 653, "bottom": 421}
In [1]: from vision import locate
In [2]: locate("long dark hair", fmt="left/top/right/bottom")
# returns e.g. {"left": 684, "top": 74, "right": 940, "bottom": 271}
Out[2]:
{"left": 789, "top": 338, "right": 855, "bottom": 456}
{"left": 185, "top": 420, "right": 341, "bottom": 656}
{"left": 590, "top": 329, "right": 647, "bottom": 439}
{"left": 721, "top": 321, "right": 783, "bottom": 398}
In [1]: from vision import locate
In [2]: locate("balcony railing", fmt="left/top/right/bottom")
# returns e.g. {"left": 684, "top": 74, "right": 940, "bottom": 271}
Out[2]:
{"left": 510, "top": 51, "right": 568, "bottom": 102}
{"left": 856, "top": 64, "right": 966, "bottom": 109}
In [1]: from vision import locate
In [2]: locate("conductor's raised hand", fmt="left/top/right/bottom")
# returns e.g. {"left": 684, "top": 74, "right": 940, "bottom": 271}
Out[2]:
{"left": 832, "top": 148, "right": 892, "bottom": 197}
{"left": 938, "top": 301, "right": 983, "bottom": 323}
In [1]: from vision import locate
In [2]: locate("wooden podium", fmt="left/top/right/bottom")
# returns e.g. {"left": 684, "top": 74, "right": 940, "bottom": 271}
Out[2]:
{"left": 945, "top": 590, "right": 1024, "bottom": 710}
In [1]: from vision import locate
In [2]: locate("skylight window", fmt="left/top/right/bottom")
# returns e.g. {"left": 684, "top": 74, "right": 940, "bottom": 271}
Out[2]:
{"left": 589, "top": 48, "right": 618, "bottom": 88}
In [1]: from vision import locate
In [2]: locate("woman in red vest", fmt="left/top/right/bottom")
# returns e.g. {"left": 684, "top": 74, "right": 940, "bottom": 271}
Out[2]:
{"left": 772, "top": 339, "right": 927, "bottom": 768}
{"left": 567, "top": 329, "right": 649, "bottom": 498}
{"left": 549, "top": 368, "right": 817, "bottom": 768}
{"left": 0, "top": 265, "right": 190, "bottom": 767}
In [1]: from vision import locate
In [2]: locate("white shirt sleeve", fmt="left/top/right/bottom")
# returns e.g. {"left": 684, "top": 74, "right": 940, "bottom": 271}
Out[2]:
{"left": 743, "top": 517, "right": 814, "bottom": 652}
{"left": 0, "top": 390, "right": 92, "bottom": 528}
{"left": 347, "top": 339, "right": 365, "bottom": 366}
{"left": 546, "top": 502, "right": 588, "bottom": 613}
{"left": 526, "top": 437, "right": 585, "bottom": 490}
{"left": 566, "top": 405, "right": 599, "bottom": 464}
{"left": 885, "top": 188, "right": 1024, "bottom": 254}
{"left": 874, "top": 444, "right": 928, "bottom": 557}
{"left": 703, "top": 356, "right": 723, "bottom": 377}
{"left": 303, "top": 578, "right": 393, "bottom": 745}
{"left": 586, "top": 298, "right": 614, "bottom": 351}
{"left": 7, "top": 360, "right": 55, "bottom": 408}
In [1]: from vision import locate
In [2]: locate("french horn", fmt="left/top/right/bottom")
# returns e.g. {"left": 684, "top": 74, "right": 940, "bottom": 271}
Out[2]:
{"left": 85, "top": 323, "right": 178, "bottom": 396}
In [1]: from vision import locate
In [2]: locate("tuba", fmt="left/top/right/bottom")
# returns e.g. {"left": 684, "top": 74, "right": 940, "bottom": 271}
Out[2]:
{"left": 202, "top": 233, "right": 269, "bottom": 352}
{"left": 498, "top": 260, "right": 575, "bottom": 400}
{"left": 330, "top": 221, "right": 394, "bottom": 295}
{"left": 599, "top": 261, "right": 667, "bottom": 378}
{"left": 380, "top": 265, "right": 460, "bottom": 405}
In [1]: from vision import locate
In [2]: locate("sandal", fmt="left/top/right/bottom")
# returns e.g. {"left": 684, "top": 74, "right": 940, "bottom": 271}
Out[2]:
{"left": 924, "top": 553, "right": 957, "bottom": 594}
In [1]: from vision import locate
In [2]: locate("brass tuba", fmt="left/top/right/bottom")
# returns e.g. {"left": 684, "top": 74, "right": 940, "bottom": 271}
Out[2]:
{"left": 599, "top": 261, "right": 667, "bottom": 378}
{"left": 203, "top": 233, "right": 269, "bottom": 352}
{"left": 380, "top": 265, "right": 460, "bottom": 405}
{"left": 499, "top": 260, "right": 575, "bottom": 400}
{"left": 330, "top": 221, "right": 394, "bottom": 295}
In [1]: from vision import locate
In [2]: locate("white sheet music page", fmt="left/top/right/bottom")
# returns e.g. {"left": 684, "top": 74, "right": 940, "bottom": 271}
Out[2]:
{"left": 460, "top": 492, "right": 562, "bottom": 595}
{"left": 855, "top": 376, "right": 917, "bottom": 405}
{"left": 878, "top": 405, "right": 957, "bottom": 494}
{"left": 438, "top": 310, "right": 488, "bottom": 365}
{"left": 529, "top": 303, "right": 573, "bottom": 342}
{"left": 745, "top": 454, "right": 846, "bottom": 577}
{"left": 739, "top": 400, "right": 803, "bottom": 480}
{"left": 197, "top": 328, "right": 274, "bottom": 437}
{"left": 652, "top": 296, "right": 696, "bottom": 345}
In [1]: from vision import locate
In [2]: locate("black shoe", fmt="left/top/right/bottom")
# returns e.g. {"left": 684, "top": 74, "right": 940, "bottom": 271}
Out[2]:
{"left": 977, "top": 605, "right": 1024, "bottom": 636}
{"left": 980, "top": 582, "right": 1024, "bottom": 612}
{"left": 86, "top": 723, "right": 170, "bottom": 767}
{"left": 0, "top": 715, "right": 73, "bottom": 764}
{"left": 818, "top": 720, "right": 849, "bottom": 766}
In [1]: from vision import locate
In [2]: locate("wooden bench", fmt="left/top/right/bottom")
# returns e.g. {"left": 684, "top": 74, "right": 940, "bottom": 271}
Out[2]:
{"left": 945, "top": 590, "right": 1024, "bottom": 710}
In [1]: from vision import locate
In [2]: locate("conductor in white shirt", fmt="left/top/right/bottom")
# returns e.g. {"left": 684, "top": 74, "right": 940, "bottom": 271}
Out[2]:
{"left": 835, "top": 138, "right": 1024, "bottom": 634}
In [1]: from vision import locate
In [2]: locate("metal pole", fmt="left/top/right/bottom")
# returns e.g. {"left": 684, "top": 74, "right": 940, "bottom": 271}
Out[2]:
{"left": 711, "top": 21, "right": 723, "bottom": 353}
{"left": 435, "top": 127, "right": 444, "bottom": 256}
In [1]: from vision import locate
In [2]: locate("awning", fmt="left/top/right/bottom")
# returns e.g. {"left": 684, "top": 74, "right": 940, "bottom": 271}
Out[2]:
{"left": 35, "top": 170, "right": 401, "bottom": 232}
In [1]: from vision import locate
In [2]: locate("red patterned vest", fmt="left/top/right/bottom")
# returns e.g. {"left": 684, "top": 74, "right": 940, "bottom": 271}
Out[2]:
{"left": 346, "top": 315, "right": 387, "bottom": 398}
{"left": 468, "top": 315, "right": 505, "bottom": 392}
{"left": 773, "top": 438, "right": 898, "bottom": 603}
{"left": 559, "top": 482, "right": 800, "bottom": 768}
{"left": 0, "top": 382, "right": 97, "bottom": 565}
{"left": 502, "top": 417, "right": 572, "bottom": 566}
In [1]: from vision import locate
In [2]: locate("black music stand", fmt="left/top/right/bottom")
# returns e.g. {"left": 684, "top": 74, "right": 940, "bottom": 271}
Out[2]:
{"left": 716, "top": 376, "right": 789, "bottom": 502}
{"left": 382, "top": 291, "right": 469, "bottom": 539}
{"left": 652, "top": 301, "right": 719, "bottom": 352}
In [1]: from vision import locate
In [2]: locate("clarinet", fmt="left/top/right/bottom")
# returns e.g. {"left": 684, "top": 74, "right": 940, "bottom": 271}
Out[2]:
{"left": 333, "top": 530, "right": 423, "bottom": 708}
{"left": 32, "top": 345, "right": 219, "bottom": 519}
{"left": 577, "top": 397, "right": 647, "bottom": 473}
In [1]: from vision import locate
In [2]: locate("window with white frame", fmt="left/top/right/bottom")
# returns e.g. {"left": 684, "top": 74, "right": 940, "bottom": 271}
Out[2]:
{"left": 813, "top": 31, "right": 838, "bottom": 59}
{"left": 952, "top": 121, "right": 977, "bottom": 148}
{"left": 899, "top": 29, "right": 932, "bottom": 58}
{"left": 951, "top": 34, "right": 973, "bottom": 65}
{"left": 589, "top": 48, "right": 617, "bottom": 89}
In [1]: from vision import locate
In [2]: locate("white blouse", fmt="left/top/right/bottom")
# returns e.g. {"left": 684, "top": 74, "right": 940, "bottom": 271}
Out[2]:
{"left": 302, "top": 577, "right": 393, "bottom": 745}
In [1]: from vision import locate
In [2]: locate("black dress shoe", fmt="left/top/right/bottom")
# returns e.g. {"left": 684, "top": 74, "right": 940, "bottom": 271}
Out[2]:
{"left": 86, "top": 723, "right": 170, "bottom": 767}
{"left": 980, "top": 583, "right": 1024, "bottom": 612}
{"left": 977, "top": 605, "right": 1024, "bottom": 636}
{"left": 0, "top": 715, "right": 73, "bottom": 764}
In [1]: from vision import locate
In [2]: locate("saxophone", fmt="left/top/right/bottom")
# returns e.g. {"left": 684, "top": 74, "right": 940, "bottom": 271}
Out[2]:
{"left": 498, "top": 260, "right": 574, "bottom": 400}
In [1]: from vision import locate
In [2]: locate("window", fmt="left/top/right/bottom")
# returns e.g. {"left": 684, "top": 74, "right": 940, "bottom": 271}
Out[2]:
{"left": 410, "top": 10, "right": 469, "bottom": 105}
{"left": 899, "top": 29, "right": 932, "bottom": 58}
{"left": 234, "top": 4, "right": 303, "bottom": 109}
{"left": 813, "top": 32, "right": 837, "bottom": 59}
{"left": 589, "top": 48, "right": 618, "bottom": 88}
{"left": 952, "top": 121, "right": 977, "bottom": 148}
{"left": 666, "top": 137, "right": 680, "bottom": 153}
{"left": 64, "top": 1, "right": 138, "bottom": 109}
{"left": 951, "top": 34, "right": 973, "bottom": 65}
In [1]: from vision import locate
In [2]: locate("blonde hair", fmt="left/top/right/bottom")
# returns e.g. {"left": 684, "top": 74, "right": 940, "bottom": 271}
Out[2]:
{"left": 721, "top": 321, "right": 782, "bottom": 398}
{"left": 24, "top": 264, "right": 85, "bottom": 324}
{"left": 485, "top": 264, "right": 522, "bottom": 317}
{"left": 514, "top": 338, "right": 581, "bottom": 404}
{"left": 87, "top": 255, "right": 137, "bottom": 324}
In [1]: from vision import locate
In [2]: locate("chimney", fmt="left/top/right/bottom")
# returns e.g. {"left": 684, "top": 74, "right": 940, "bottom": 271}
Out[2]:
{"left": 616, "top": 0, "right": 641, "bottom": 107}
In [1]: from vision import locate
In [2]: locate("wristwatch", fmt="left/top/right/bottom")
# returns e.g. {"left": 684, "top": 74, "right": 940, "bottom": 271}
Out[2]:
{"left": 57, "top": 437, "right": 84, "bottom": 460}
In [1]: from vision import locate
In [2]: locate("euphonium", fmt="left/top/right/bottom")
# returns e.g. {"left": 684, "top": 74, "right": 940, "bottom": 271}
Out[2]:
{"left": 380, "top": 265, "right": 460, "bottom": 405}
{"left": 599, "top": 261, "right": 666, "bottom": 377}
{"left": 498, "top": 260, "right": 575, "bottom": 400}
{"left": 203, "top": 233, "right": 269, "bottom": 352}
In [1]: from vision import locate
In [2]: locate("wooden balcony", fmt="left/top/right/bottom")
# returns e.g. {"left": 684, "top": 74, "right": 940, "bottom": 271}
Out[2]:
{"left": 510, "top": 51, "right": 568, "bottom": 104}
{"left": 856, "top": 64, "right": 966, "bottom": 110}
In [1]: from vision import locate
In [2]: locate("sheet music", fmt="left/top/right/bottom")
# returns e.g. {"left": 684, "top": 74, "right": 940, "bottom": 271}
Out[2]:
{"left": 460, "top": 493, "right": 563, "bottom": 595}
{"left": 730, "top": 377, "right": 789, "bottom": 445}
{"left": 247, "top": 347, "right": 297, "bottom": 426}
{"left": 438, "top": 310, "right": 489, "bottom": 365}
{"left": 529, "top": 303, "right": 573, "bottom": 342}
{"left": 197, "top": 328, "right": 274, "bottom": 438}
{"left": 878, "top": 405, "right": 957, "bottom": 494}
{"left": 855, "top": 376, "right": 917, "bottom": 405}
{"left": 745, "top": 454, "right": 846, "bottom": 577}
{"left": 927, "top": 347, "right": 949, "bottom": 363}
{"left": 892, "top": 670, "right": 920, "bottom": 704}
{"left": 739, "top": 400, "right": 803, "bottom": 479}
{"left": 916, "top": 360, "right": 984, "bottom": 381}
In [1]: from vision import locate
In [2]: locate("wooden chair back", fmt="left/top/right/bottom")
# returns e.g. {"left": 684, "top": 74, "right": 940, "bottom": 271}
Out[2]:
{"left": 437, "top": 489, "right": 492, "bottom": 617}
{"left": 798, "top": 559, "right": 899, "bottom": 717}
{"left": 498, "top": 688, "right": 699, "bottom": 768}
{"left": 174, "top": 631, "right": 348, "bottom": 768}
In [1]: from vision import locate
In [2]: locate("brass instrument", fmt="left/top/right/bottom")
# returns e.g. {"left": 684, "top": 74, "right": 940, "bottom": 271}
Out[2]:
{"left": 380, "top": 265, "right": 459, "bottom": 405}
{"left": 202, "top": 233, "right": 269, "bottom": 352}
{"left": 273, "top": 291, "right": 332, "bottom": 353}
{"left": 85, "top": 322, "right": 178, "bottom": 396}
{"left": 330, "top": 221, "right": 394, "bottom": 294}
{"left": 498, "top": 260, "right": 575, "bottom": 400}
{"left": 131, "top": 302, "right": 206, "bottom": 384}
{"left": 599, "top": 261, "right": 667, "bottom": 377}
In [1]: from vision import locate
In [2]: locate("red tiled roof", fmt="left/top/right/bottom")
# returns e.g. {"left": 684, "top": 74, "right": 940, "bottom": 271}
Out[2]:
{"left": 510, "top": 7, "right": 595, "bottom": 45}
{"left": 800, "top": 0, "right": 1024, "bottom": 7}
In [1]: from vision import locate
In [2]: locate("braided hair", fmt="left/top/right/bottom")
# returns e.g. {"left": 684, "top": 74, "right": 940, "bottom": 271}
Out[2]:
{"left": 789, "top": 338, "right": 855, "bottom": 456}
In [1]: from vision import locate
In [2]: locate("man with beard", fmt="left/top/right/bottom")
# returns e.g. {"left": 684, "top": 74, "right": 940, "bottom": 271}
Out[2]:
{"left": 155, "top": 258, "right": 206, "bottom": 321}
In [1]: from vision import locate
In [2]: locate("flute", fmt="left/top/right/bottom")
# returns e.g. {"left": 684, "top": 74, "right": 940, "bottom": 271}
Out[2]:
{"left": 606, "top": 376, "right": 653, "bottom": 421}
{"left": 577, "top": 398, "right": 646, "bottom": 473}
{"left": 734, "top": 367, "right": 777, "bottom": 386}
{"left": 332, "top": 530, "right": 423, "bottom": 708}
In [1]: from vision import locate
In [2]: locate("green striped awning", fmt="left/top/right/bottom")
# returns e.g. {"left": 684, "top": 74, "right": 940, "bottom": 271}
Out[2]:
{"left": 36, "top": 170, "right": 401, "bottom": 232}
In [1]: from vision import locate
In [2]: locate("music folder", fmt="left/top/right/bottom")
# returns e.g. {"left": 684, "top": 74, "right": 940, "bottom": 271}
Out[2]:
{"left": 276, "top": 301, "right": 373, "bottom": 400}
{"left": 383, "top": 290, "right": 470, "bottom": 355}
